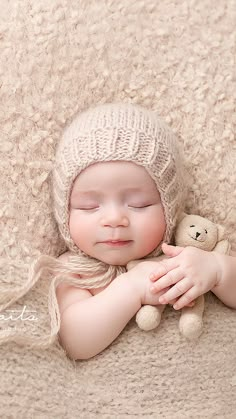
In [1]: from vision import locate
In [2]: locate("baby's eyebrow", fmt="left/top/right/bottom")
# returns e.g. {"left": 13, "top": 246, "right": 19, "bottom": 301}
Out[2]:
{"left": 73, "top": 187, "right": 147, "bottom": 196}
{"left": 75, "top": 190, "right": 101, "bottom": 196}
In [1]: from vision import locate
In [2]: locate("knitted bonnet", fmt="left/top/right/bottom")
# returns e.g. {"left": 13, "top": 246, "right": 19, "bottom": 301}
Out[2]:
{"left": 52, "top": 102, "right": 185, "bottom": 257}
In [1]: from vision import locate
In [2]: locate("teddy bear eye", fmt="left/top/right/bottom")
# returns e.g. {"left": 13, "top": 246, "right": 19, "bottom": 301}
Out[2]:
{"left": 190, "top": 225, "right": 195, "bottom": 228}
{"left": 205, "top": 229, "right": 208, "bottom": 234}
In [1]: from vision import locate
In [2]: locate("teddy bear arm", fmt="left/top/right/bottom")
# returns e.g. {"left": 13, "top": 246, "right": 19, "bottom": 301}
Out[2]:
{"left": 179, "top": 294, "right": 205, "bottom": 340}
{"left": 213, "top": 239, "right": 231, "bottom": 255}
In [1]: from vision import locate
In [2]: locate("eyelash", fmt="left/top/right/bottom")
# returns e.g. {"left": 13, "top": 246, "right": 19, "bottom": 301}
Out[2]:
{"left": 129, "top": 204, "right": 152, "bottom": 209}
{"left": 79, "top": 204, "right": 152, "bottom": 211}
{"left": 78, "top": 207, "right": 98, "bottom": 211}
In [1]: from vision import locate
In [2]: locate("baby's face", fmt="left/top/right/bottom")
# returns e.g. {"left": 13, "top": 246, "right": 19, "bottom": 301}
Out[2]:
{"left": 69, "top": 161, "right": 166, "bottom": 265}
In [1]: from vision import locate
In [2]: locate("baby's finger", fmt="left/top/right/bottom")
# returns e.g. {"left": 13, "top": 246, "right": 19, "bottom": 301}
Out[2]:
{"left": 169, "top": 298, "right": 178, "bottom": 305}
{"left": 173, "top": 288, "right": 198, "bottom": 310}
{"left": 161, "top": 243, "right": 184, "bottom": 257}
{"left": 149, "top": 259, "right": 179, "bottom": 282}
{"left": 186, "top": 301, "right": 195, "bottom": 307}
{"left": 168, "top": 298, "right": 195, "bottom": 307}
{"left": 158, "top": 277, "right": 192, "bottom": 305}
{"left": 150, "top": 267, "right": 184, "bottom": 292}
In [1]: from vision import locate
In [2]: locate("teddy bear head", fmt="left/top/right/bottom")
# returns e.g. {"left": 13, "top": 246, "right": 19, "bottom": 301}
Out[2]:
{"left": 174, "top": 213, "right": 224, "bottom": 251}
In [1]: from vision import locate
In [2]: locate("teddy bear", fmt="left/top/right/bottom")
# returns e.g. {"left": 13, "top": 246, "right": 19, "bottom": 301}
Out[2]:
{"left": 126, "top": 213, "right": 231, "bottom": 340}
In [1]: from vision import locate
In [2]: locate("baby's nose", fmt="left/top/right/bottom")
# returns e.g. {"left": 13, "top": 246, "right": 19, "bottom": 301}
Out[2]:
{"left": 101, "top": 207, "right": 129, "bottom": 227}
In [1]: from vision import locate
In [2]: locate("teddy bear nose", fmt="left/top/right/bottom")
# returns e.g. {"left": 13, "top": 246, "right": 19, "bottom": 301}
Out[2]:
{"left": 196, "top": 232, "right": 201, "bottom": 238}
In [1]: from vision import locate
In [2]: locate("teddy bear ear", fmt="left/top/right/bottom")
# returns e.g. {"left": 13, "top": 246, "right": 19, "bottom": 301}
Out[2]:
{"left": 217, "top": 224, "right": 225, "bottom": 241}
{"left": 178, "top": 212, "right": 188, "bottom": 222}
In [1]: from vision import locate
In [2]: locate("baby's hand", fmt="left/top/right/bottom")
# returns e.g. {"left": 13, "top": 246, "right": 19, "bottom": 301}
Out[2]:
{"left": 126, "top": 260, "right": 170, "bottom": 306}
{"left": 149, "top": 243, "right": 221, "bottom": 310}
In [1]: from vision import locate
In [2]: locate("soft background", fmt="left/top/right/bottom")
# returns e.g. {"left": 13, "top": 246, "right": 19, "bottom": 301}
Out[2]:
{"left": 0, "top": 0, "right": 236, "bottom": 417}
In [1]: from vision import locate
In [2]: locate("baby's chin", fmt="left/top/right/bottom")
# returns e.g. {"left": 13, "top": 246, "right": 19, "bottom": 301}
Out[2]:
{"left": 97, "top": 255, "right": 132, "bottom": 266}
{"left": 96, "top": 251, "right": 150, "bottom": 267}
{"left": 87, "top": 250, "right": 135, "bottom": 266}
{"left": 84, "top": 244, "right": 160, "bottom": 266}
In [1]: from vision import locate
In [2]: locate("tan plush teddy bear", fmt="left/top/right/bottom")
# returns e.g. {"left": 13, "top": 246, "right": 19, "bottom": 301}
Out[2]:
{"left": 126, "top": 213, "right": 231, "bottom": 340}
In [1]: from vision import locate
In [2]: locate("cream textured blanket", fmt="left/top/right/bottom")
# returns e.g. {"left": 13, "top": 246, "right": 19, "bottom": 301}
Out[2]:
{"left": 0, "top": 0, "right": 236, "bottom": 417}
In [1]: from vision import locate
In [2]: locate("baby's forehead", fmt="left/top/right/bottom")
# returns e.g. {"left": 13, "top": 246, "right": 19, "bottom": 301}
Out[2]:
{"left": 71, "top": 160, "right": 159, "bottom": 196}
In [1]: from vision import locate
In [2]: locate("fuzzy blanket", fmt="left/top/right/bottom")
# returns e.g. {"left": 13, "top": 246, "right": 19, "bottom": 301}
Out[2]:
{"left": 0, "top": 0, "right": 236, "bottom": 417}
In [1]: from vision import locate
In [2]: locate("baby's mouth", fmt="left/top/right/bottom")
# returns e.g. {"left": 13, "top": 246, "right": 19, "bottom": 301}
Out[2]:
{"left": 100, "top": 240, "right": 133, "bottom": 246}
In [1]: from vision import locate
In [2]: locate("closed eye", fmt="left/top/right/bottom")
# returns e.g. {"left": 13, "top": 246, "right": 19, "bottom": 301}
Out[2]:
{"left": 78, "top": 207, "right": 99, "bottom": 211}
{"left": 128, "top": 204, "right": 152, "bottom": 209}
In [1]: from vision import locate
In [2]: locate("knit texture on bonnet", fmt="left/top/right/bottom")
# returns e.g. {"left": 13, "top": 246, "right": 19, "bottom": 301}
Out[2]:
{"left": 54, "top": 102, "right": 184, "bottom": 251}
{"left": 0, "top": 103, "right": 185, "bottom": 349}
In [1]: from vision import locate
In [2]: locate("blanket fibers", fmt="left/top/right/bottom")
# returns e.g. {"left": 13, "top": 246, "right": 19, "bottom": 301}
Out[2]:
{"left": 0, "top": 0, "right": 235, "bottom": 417}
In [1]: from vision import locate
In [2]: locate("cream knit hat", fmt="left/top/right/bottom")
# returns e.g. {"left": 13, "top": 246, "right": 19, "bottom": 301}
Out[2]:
{"left": 52, "top": 102, "right": 185, "bottom": 258}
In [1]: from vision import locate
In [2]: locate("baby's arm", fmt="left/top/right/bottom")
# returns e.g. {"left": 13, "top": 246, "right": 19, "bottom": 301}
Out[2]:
{"left": 56, "top": 255, "right": 166, "bottom": 360}
{"left": 57, "top": 273, "right": 141, "bottom": 360}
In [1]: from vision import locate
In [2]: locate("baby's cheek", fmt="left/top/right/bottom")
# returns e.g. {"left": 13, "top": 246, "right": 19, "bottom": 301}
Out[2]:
{"left": 69, "top": 214, "right": 89, "bottom": 246}
{"left": 147, "top": 224, "right": 165, "bottom": 249}
{"left": 69, "top": 211, "right": 78, "bottom": 234}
